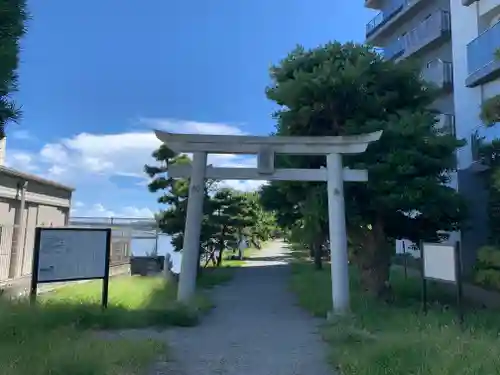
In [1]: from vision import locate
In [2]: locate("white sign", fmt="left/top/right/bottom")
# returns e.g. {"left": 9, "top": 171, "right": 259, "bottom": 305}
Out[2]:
{"left": 422, "top": 243, "right": 457, "bottom": 282}
{"left": 36, "top": 228, "right": 110, "bottom": 282}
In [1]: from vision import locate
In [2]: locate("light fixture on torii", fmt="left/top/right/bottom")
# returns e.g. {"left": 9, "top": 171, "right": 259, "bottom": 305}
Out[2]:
{"left": 154, "top": 129, "right": 382, "bottom": 315}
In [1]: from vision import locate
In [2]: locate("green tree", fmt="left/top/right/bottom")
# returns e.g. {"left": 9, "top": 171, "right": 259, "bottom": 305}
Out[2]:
{"left": 261, "top": 42, "right": 465, "bottom": 297}
{"left": 203, "top": 188, "right": 275, "bottom": 266}
{"left": 145, "top": 146, "right": 276, "bottom": 269}
{"left": 209, "top": 187, "right": 246, "bottom": 266}
{"left": 144, "top": 145, "right": 217, "bottom": 268}
{"left": 0, "top": 0, "right": 28, "bottom": 139}
{"left": 477, "top": 140, "right": 500, "bottom": 245}
{"left": 239, "top": 191, "right": 276, "bottom": 249}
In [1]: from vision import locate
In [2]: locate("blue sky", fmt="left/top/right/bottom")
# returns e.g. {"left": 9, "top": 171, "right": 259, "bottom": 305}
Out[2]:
{"left": 6, "top": 0, "right": 373, "bottom": 218}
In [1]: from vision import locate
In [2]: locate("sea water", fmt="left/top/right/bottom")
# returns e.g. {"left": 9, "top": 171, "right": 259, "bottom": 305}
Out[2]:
{"left": 130, "top": 235, "right": 182, "bottom": 273}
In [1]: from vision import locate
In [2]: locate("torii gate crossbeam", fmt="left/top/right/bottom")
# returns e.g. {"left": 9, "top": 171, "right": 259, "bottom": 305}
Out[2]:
{"left": 155, "top": 130, "right": 382, "bottom": 316}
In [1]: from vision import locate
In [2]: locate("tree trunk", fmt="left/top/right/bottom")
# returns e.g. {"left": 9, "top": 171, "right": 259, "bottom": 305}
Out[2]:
{"left": 358, "top": 218, "right": 392, "bottom": 301}
{"left": 197, "top": 247, "right": 203, "bottom": 277}
{"left": 313, "top": 241, "right": 323, "bottom": 270}
{"left": 216, "top": 227, "right": 227, "bottom": 267}
{"left": 308, "top": 244, "right": 314, "bottom": 258}
{"left": 216, "top": 241, "right": 224, "bottom": 267}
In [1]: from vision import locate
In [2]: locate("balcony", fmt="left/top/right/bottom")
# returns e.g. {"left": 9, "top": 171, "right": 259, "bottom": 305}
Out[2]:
{"left": 383, "top": 10, "right": 450, "bottom": 60}
{"left": 384, "top": 38, "right": 405, "bottom": 60}
{"left": 462, "top": 0, "right": 478, "bottom": 5}
{"left": 366, "top": 2, "right": 403, "bottom": 38}
{"left": 437, "top": 114, "right": 456, "bottom": 136}
{"left": 466, "top": 20, "right": 500, "bottom": 87}
{"left": 469, "top": 125, "right": 500, "bottom": 172}
{"left": 401, "top": 10, "right": 451, "bottom": 58}
{"left": 366, "top": 0, "right": 427, "bottom": 43}
{"left": 422, "top": 60, "right": 453, "bottom": 92}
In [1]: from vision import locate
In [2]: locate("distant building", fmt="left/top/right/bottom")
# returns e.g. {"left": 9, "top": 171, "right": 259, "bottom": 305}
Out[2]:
{"left": 0, "top": 162, "right": 73, "bottom": 281}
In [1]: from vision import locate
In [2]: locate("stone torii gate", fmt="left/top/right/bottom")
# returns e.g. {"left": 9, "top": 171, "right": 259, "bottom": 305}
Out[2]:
{"left": 155, "top": 130, "right": 382, "bottom": 315}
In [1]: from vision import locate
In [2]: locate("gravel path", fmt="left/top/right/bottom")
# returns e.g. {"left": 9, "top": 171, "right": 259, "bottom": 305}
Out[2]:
{"left": 154, "top": 241, "right": 334, "bottom": 375}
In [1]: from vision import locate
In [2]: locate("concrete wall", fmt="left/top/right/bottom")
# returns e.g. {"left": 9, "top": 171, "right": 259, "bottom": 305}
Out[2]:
{"left": 0, "top": 168, "right": 72, "bottom": 281}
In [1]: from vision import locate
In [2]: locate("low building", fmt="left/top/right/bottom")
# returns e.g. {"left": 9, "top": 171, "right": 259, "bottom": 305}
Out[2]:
{"left": 0, "top": 165, "right": 73, "bottom": 281}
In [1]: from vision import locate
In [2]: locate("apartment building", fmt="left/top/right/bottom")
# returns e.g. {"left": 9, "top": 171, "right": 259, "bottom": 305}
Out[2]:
{"left": 450, "top": 0, "right": 500, "bottom": 267}
{"left": 364, "top": 0, "right": 457, "bottom": 257}
{"left": 365, "top": 0, "right": 500, "bottom": 268}
{"left": 365, "top": 0, "right": 455, "bottom": 130}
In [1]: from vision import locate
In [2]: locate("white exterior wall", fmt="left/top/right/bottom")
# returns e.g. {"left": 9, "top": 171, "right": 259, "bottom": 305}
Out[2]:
{"left": 451, "top": 0, "right": 500, "bottom": 164}
{"left": 451, "top": 0, "right": 482, "bottom": 169}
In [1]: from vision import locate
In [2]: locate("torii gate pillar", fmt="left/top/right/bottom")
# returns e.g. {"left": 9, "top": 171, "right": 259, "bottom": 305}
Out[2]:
{"left": 326, "top": 153, "right": 349, "bottom": 312}
{"left": 155, "top": 130, "right": 382, "bottom": 315}
{"left": 177, "top": 151, "right": 207, "bottom": 301}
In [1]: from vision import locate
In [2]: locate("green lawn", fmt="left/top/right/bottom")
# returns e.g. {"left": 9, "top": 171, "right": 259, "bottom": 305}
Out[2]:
{"left": 290, "top": 248, "right": 500, "bottom": 375}
{"left": 0, "top": 269, "right": 233, "bottom": 375}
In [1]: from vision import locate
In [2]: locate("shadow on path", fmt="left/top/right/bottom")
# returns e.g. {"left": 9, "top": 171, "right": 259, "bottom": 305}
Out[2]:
{"left": 242, "top": 255, "right": 292, "bottom": 263}
{"left": 153, "top": 241, "right": 334, "bottom": 375}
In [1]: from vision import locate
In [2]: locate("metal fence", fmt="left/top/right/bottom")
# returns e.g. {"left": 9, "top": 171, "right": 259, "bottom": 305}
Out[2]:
{"left": 0, "top": 216, "right": 160, "bottom": 283}
{"left": 69, "top": 216, "right": 161, "bottom": 264}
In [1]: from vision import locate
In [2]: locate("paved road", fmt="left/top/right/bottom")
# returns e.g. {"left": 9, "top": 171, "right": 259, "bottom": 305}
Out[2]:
{"left": 155, "top": 241, "right": 334, "bottom": 375}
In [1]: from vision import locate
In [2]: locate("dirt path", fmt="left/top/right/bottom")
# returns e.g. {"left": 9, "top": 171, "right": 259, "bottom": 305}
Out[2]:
{"left": 154, "top": 240, "right": 334, "bottom": 375}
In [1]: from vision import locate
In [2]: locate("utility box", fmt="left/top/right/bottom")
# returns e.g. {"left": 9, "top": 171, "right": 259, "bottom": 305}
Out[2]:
{"left": 130, "top": 256, "right": 165, "bottom": 276}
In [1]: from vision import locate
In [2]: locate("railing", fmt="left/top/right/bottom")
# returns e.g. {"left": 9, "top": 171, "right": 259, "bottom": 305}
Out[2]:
{"left": 422, "top": 60, "right": 453, "bottom": 88}
{"left": 471, "top": 125, "right": 500, "bottom": 162}
{"left": 366, "top": 12, "right": 386, "bottom": 35}
{"left": 366, "top": 0, "right": 421, "bottom": 36}
{"left": 69, "top": 216, "right": 157, "bottom": 230}
{"left": 402, "top": 10, "right": 450, "bottom": 55}
{"left": 467, "top": 20, "right": 500, "bottom": 75}
{"left": 383, "top": 10, "right": 450, "bottom": 60}
{"left": 384, "top": 37, "right": 405, "bottom": 60}
{"left": 439, "top": 114, "right": 456, "bottom": 136}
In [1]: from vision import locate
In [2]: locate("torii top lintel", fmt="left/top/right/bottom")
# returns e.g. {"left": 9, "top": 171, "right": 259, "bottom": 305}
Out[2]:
{"left": 154, "top": 130, "right": 383, "bottom": 155}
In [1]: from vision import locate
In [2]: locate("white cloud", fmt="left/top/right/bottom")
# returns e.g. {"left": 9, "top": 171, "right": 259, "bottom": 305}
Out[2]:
{"left": 7, "top": 118, "right": 265, "bottom": 221}
{"left": 5, "top": 151, "right": 39, "bottom": 172}
{"left": 139, "top": 118, "right": 246, "bottom": 135}
{"left": 7, "top": 119, "right": 264, "bottom": 191}
{"left": 33, "top": 119, "right": 253, "bottom": 185}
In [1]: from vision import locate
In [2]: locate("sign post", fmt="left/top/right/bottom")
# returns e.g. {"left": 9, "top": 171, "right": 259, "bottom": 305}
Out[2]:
{"left": 30, "top": 227, "right": 112, "bottom": 309}
{"left": 420, "top": 241, "right": 464, "bottom": 325}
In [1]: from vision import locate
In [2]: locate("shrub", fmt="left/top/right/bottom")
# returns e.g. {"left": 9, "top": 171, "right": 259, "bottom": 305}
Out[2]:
{"left": 480, "top": 95, "right": 500, "bottom": 126}
{"left": 474, "top": 245, "right": 500, "bottom": 290}
{"left": 476, "top": 245, "right": 500, "bottom": 269}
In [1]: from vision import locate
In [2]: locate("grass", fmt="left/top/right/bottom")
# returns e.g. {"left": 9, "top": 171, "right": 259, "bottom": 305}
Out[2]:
{"left": 0, "top": 328, "right": 165, "bottom": 375}
{"left": 0, "top": 268, "right": 233, "bottom": 375}
{"left": 290, "top": 247, "right": 500, "bottom": 375}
